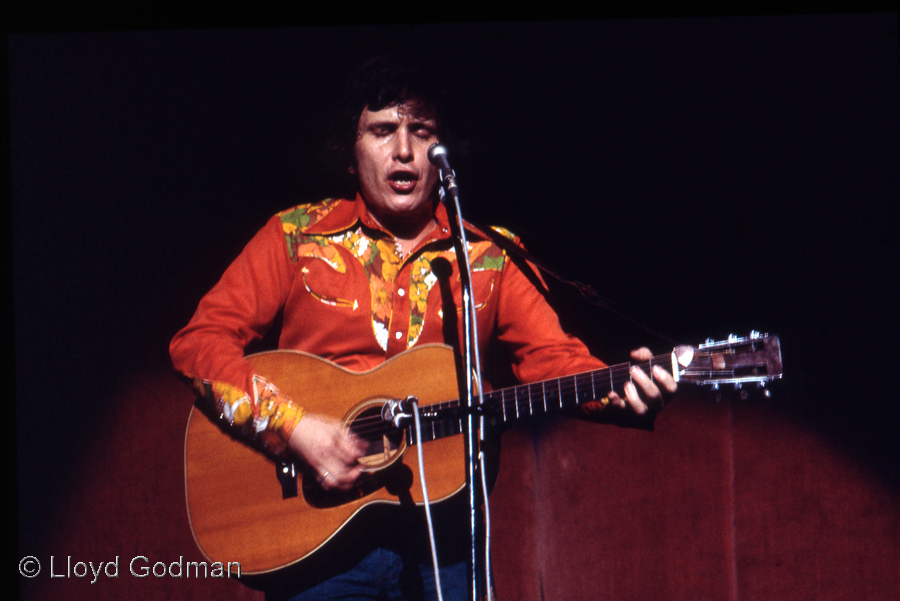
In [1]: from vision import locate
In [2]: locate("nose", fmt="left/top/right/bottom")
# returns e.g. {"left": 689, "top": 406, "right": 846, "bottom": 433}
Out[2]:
{"left": 394, "top": 130, "right": 413, "bottom": 163}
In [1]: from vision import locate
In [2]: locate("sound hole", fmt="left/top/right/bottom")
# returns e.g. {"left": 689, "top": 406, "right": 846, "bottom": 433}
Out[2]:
{"left": 300, "top": 399, "right": 408, "bottom": 508}
{"left": 344, "top": 399, "right": 407, "bottom": 471}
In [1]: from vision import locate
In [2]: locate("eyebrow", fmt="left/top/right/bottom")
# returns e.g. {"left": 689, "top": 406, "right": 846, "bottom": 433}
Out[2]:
{"left": 364, "top": 117, "right": 437, "bottom": 133}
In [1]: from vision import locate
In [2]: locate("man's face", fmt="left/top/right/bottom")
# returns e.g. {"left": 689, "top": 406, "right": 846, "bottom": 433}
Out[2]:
{"left": 353, "top": 103, "right": 441, "bottom": 229}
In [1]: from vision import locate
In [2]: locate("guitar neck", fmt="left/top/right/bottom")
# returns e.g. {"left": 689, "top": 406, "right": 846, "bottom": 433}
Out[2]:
{"left": 408, "top": 333, "right": 781, "bottom": 445}
{"left": 490, "top": 357, "right": 667, "bottom": 423}
{"left": 408, "top": 358, "right": 666, "bottom": 445}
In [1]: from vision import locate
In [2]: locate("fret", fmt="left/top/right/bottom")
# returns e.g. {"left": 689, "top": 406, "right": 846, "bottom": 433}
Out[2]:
{"left": 393, "top": 334, "right": 779, "bottom": 447}
{"left": 513, "top": 386, "right": 520, "bottom": 420}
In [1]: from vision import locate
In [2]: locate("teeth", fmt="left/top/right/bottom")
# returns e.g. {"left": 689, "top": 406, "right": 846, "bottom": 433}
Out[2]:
{"left": 390, "top": 172, "right": 416, "bottom": 181}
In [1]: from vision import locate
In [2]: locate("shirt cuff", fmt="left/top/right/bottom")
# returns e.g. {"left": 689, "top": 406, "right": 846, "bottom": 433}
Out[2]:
{"left": 190, "top": 375, "right": 306, "bottom": 456}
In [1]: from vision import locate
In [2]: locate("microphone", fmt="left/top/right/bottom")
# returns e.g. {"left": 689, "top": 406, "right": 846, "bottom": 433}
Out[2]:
{"left": 427, "top": 143, "right": 451, "bottom": 171}
{"left": 427, "top": 143, "right": 458, "bottom": 194}
{"left": 382, "top": 396, "right": 417, "bottom": 429}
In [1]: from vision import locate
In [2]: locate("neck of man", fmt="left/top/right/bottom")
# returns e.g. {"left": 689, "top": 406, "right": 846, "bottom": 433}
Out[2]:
{"left": 366, "top": 201, "right": 439, "bottom": 249}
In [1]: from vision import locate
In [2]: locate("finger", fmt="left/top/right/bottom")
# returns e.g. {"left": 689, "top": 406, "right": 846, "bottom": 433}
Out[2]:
{"left": 606, "top": 391, "right": 628, "bottom": 409}
{"left": 320, "top": 470, "right": 347, "bottom": 491}
{"left": 318, "top": 463, "right": 364, "bottom": 491}
{"left": 344, "top": 428, "right": 369, "bottom": 455}
{"left": 337, "top": 465, "right": 365, "bottom": 490}
{"left": 651, "top": 365, "right": 678, "bottom": 394}
{"left": 333, "top": 430, "right": 367, "bottom": 463}
{"left": 630, "top": 365, "right": 662, "bottom": 403}
{"left": 629, "top": 348, "right": 678, "bottom": 395}
{"left": 630, "top": 347, "right": 653, "bottom": 361}
{"left": 623, "top": 380, "right": 650, "bottom": 415}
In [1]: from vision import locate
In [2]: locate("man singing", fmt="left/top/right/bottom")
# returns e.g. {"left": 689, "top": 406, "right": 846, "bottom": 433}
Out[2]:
{"left": 171, "top": 55, "right": 676, "bottom": 601}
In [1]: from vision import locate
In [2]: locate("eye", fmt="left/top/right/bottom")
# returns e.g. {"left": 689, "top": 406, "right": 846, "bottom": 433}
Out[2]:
{"left": 412, "top": 126, "right": 435, "bottom": 139}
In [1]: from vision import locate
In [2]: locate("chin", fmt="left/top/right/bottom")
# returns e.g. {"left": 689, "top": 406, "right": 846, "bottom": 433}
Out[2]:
{"left": 388, "top": 195, "right": 430, "bottom": 213}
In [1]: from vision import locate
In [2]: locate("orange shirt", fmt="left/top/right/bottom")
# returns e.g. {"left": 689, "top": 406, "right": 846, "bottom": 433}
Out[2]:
{"left": 170, "top": 196, "right": 604, "bottom": 452}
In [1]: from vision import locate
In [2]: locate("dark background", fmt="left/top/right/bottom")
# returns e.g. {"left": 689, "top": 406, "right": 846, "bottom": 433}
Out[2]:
{"left": 11, "top": 15, "right": 899, "bottom": 599}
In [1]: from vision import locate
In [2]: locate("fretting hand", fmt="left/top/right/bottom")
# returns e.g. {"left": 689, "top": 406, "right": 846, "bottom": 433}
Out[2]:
{"left": 606, "top": 347, "right": 678, "bottom": 415}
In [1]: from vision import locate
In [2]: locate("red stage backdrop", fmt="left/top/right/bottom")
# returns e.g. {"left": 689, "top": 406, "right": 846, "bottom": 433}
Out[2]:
{"left": 18, "top": 364, "right": 899, "bottom": 600}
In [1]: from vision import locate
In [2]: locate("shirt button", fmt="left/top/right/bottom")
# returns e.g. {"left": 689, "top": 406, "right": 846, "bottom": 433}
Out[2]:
{"left": 397, "top": 288, "right": 406, "bottom": 297}
{"left": 395, "top": 331, "right": 403, "bottom": 340}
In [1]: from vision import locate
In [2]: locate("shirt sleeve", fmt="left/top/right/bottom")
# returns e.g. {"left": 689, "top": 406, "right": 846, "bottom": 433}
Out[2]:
{"left": 169, "top": 216, "right": 305, "bottom": 454}
{"left": 492, "top": 239, "right": 623, "bottom": 421}
{"left": 489, "top": 235, "right": 600, "bottom": 375}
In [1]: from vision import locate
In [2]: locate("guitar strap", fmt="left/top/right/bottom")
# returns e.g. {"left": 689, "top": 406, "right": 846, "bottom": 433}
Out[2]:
{"left": 468, "top": 222, "right": 676, "bottom": 345}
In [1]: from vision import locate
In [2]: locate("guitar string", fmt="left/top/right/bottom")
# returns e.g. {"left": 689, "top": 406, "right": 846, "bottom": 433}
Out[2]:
{"left": 345, "top": 360, "right": 658, "bottom": 440}
{"left": 344, "top": 355, "right": 677, "bottom": 441}
{"left": 344, "top": 342, "right": 767, "bottom": 442}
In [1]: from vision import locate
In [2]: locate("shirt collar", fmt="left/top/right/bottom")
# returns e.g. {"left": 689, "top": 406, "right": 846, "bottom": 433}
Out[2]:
{"left": 300, "top": 194, "right": 490, "bottom": 251}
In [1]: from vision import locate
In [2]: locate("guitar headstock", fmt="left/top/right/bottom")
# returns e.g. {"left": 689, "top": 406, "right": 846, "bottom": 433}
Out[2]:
{"left": 672, "top": 331, "right": 782, "bottom": 390}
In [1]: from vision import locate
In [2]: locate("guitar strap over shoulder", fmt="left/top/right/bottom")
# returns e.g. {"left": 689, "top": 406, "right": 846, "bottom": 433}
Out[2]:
{"left": 471, "top": 223, "right": 614, "bottom": 309}
{"left": 468, "top": 222, "right": 675, "bottom": 345}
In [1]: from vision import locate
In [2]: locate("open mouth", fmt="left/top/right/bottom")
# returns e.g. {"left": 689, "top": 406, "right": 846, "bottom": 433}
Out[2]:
{"left": 388, "top": 171, "right": 418, "bottom": 193}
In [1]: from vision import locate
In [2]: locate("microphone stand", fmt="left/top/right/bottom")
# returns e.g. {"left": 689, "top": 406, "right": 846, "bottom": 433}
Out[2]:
{"left": 430, "top": 145, "right": 489, "bottom": 601}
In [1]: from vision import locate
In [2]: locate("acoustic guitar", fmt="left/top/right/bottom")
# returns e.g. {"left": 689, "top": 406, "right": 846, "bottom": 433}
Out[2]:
{"left": 184, "top": 332, "right": 781, "bottom": 574}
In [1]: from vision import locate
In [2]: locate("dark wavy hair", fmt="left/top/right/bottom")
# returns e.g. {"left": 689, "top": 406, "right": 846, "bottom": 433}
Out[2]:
{"left": 324, "top": 55, "right": 455, "bottom": 197}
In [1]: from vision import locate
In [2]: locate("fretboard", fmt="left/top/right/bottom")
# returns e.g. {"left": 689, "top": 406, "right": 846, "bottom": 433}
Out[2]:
{"left": 406, "top": 355, "right": 671, "bottom": 445}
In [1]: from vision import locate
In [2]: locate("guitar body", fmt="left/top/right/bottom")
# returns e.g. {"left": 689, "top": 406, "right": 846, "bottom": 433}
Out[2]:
{"left": 184, "top": 344, "right": 466, "bottom": 575}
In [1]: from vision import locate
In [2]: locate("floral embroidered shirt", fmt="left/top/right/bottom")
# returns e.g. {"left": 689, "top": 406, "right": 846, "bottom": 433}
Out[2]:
{"left": 170, "top": 196, "right": 605, "bottom": 453}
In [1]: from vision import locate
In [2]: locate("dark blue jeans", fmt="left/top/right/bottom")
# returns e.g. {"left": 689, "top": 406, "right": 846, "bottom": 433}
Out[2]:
{"left": 283, "top": 547, "right": 470, "bottom": 601}
{"left": 258, "top": 501, "right": 486, "bottom": 601}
